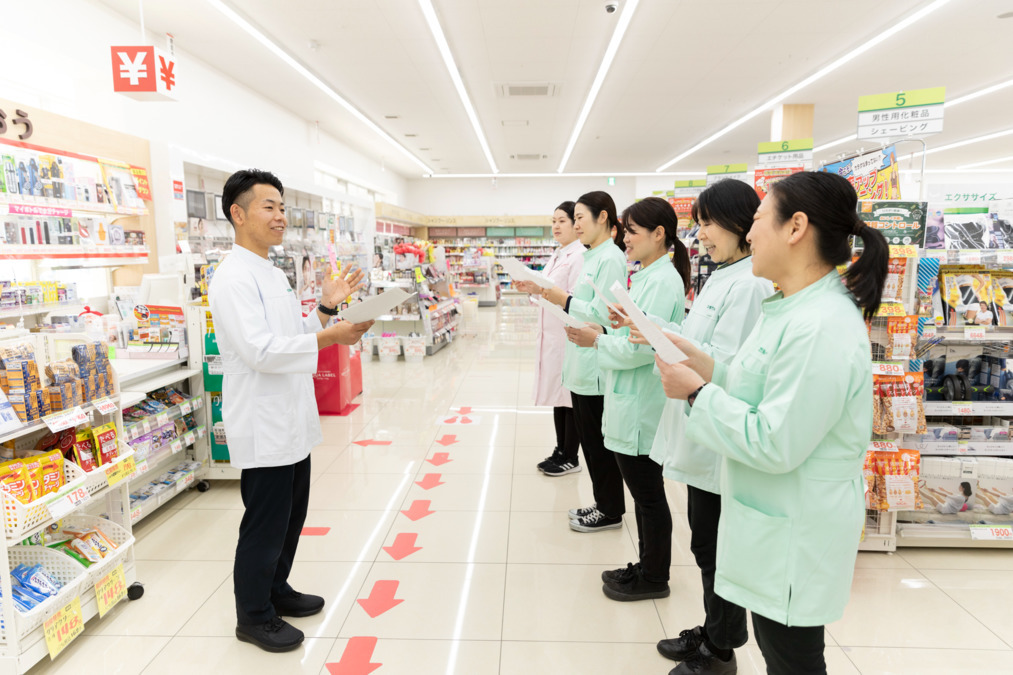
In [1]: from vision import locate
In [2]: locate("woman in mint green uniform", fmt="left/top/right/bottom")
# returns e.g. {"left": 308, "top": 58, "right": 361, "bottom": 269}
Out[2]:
{"left": 656, "top": 172, "right": 888, "bottom": 675}
{"left": 541, "top": 191, "right": 628, "bottom": 533}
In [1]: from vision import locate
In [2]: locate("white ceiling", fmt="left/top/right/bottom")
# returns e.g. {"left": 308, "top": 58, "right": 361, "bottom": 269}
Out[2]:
{"left": 96, "top": 0, "right": 1013, "bottom": 178}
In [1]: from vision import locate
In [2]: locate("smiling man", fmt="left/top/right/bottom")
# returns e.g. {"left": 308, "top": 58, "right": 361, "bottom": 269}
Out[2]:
{"left": 209, "top": 169, "right": 372, "bottom": 653}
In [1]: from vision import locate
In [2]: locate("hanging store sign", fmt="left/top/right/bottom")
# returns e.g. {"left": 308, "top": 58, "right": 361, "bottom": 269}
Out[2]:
{"left": 857, "top": 87, "right": 945, "bottom": 141}
{"left": 110, "top": 45, "right": 178, "bottom": 100}
{"left": 706, "top": 164, "right": 750, "bottom": 186}
{"left": 757, "top": 139, "right": 813, "bottom": 169}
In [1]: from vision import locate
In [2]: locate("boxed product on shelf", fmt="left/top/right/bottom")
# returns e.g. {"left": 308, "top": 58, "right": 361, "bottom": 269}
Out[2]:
{"left": 7, "top": 562, "right": 64, "bottom": 613}
{"left": 977, "top": 458, "right": 1013, "bottom": 518}
{"left": 939, "top": 266, "right": 996, "bottom": 326}
{"left": 906, "top": 456, "right": 976, "bottom": 518}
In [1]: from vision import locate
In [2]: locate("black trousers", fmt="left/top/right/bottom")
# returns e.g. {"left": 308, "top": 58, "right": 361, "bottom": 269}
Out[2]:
{"left": 752, "top": 612, "right": 826, "bottom": 675}
{"left": 553, "top": 402, "right": 580, "bottom": 463}
{"left": 570, "top": 392, "right": 625, "bottom": 517}
{"left": 234, "top": 455, "right": 311, "bottom": 625}
{"left": 614, "top": 453, "right": 671, "bottom": 582}
{"left": 687, "top": 485, "right": 748, "bottom": 650}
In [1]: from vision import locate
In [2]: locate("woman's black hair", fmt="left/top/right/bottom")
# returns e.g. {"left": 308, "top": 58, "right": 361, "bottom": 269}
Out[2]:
{"left": 576, "top": 191, "right": 625, "bottom": 252}
{"left": 621, "top": 197, "right": 691, "bottom": 291}
{"left": 960, "top": 481, "right": 973, "bottom": 498}
{"left": 769, "top": 172, "right": 889, "bottom": 320}
{"left": 691, "top": 179, "right": 761, "bottom": 252}
{"left": 554, "top": 201, "right": 575, "bottom": 223}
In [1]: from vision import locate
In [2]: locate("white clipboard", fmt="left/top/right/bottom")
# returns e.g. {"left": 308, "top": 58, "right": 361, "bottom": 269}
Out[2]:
{"left": 609, "top": 280, "right": 687, "bottom": 364}
{"left": 338, "top": 289, "right": 415, "bottom": 323}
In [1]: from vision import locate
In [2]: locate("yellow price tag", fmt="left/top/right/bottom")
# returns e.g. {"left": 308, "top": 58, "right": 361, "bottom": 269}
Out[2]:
{"left": 95, "top": 564, "right": 127, "bottom": 618}
{"left": 105, "top": 455, "right": 137, "bottom": 487}
{"left": 44, "top": 596, "right": 85, "bottom": 659}
{"left": 415, "top": 267, "right": 424, "bottom": 283}
{"left": 876, "top": 302, "right": 906, "bottom": 317}
{"left": 889, "top": 245, "right": 919, "bottom": 258}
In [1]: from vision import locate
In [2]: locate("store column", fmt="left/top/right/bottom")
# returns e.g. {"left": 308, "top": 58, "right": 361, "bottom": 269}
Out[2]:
{"left": 769, "top": 104, "right": 814, "bottom": 142}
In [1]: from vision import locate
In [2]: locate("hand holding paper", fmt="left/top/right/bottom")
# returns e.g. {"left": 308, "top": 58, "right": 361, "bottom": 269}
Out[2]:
{"left": 585, "top": 276, "right": 628, "bottom": 321}
{"left": 498, "top": 258, "right": 553, "bottom": 289}
{"left": 338, "top": 289, "right": 415, "bottom": 323}
{"left": 608, "top": 280, "right": 687, "bottom": 364}
{"left": 535, "top": 297, "right": 593, "bottom": 329}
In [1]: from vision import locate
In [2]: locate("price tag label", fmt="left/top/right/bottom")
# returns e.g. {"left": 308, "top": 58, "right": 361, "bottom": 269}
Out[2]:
{"left": 964, "top": 327, "right": 988, "bottom": 340}
{"left": 193, "top": 397, "right": 204, "bottom": 410}
{"left": 170, "top": 439, "right": 183, "bottom": 454}
{"left": 876, "top": 302, "right": 906, "bottom": 317}
{"left": 105, "top": 455, "right": 137, "bottom": 487}
{"left": 156, "top": 412, "right": 170, "bottom": 427}
{"left": 996, "top": 250, "right": 1013, "bottom": 266}
{"left": 179, "top": 400, "right": 192, "bottom": 415}
{"left": 959, "top": 250, "right": 982, "bottom": 265}
{"left": 869, "top": 440, "right": 899, "bottom": 453}
{"left": 889, "top": 245, "right": 919, "bottom": 258}
{"left": 130, "top": 506, "right": 142, "bottom": 524}
{"left": 44, "top": 596, "right": 85, "bottom": 659}
{"left": 415, "top": 266, "right": 425, "bottom": 283}
{"left": 969, "top": 524, "right": 1013, "bottom": 541}
{"left": 925, "top": 249, "right": 948, "bottom": 260}
{"left": 952, "top": 401, "right": 974, "bottom": 415}
{"left": 92, "top": 397, "right": 118, "bottom": 415}
{"left": 94, "top": 564, "right": 127, "bottom": 618}
{"left": 142, "top": 418, "right": 152, "bottom": 434}
{"left": 872, "top": 362, "right": 905, "bottom": 376}
{"left": 205, "top": 355, "right": 224, "bottom": 375}
{"left": 921, "top": 325, "right": 937, "bottom": 339}
{"left": 43, "top": 406, "right": 88, "bottom": 433}
{"left": 184, "top": 431, "right": 196, "bottom": 446}
{"left": 46, "top": 487, "right": 90, "bottom": 520}
{"left": 182, "top": 472, "right": 195, "bottom": 489}
{"left": 957, "top": 440, "right": 970, "bottom": 454}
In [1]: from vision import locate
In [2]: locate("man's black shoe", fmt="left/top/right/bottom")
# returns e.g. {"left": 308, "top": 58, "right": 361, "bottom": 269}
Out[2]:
{"left": 601, "top": 561, "right": 641, "bottom": 584}
{"left": 272, "top": 591, "right": 325, "bottom": 618}
{"left": 670, "top": 643, "right": 737, "bottom": 674}
{"left": 601, "top": 567, "right": 670, "bottom": 601}
{"left": 236, "top": 616, "right": 304, "bottom": 652}
{"left": 658, "top": 625, "right": 705, "bottom": 661}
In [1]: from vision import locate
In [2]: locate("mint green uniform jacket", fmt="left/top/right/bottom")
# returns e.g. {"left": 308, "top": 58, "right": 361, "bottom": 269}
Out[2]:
{"left": 686, "top": 272, "right": 872, "bottom": 627}
{"left": 649, "top": 257, "right": 773, "bottom": 493}
{"left": 597, "top": 257, "right": 685, "bottom": 456}
{"left": 562, "top": 240, "right": 628, "bottom": 396}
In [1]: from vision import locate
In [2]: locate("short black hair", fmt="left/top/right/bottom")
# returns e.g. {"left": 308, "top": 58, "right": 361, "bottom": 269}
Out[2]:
{"left": 222, "top": 169, "right": 284, "bottom": 225}
{"left": 691, "top": 179, "right": 761, "bottom": 252}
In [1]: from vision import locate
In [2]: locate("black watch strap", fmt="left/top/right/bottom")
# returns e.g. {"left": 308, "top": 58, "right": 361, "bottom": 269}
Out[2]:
{"left": 687, "top": 383, "right": 707, "bottom": 407}
{"left": 317, "top": 303, "right": 339, "bottom": 316}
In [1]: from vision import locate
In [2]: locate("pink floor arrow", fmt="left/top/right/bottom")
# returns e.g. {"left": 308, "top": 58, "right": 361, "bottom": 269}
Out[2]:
{"left": 357, "top": 580, "right": 404, "bottom": 618}
{"left": 326, "top": 636, "right": 382, "bottom": 675}
{"left": 382, "top": 532, "right": 422, "bottom": 560}
{"left": 426, "top": 452, "right": 452, "bottom": 466}
{"left": 434, "top": 434, "right": 458, "bottom": 447}
{"left": 301, "top": 527, "right": 331, "bottom": 536}
{"left": 456, "top": 407, "right": 472, "bottom": 415}
{"left": 401, "top": 499, "right": 435, "bottom": 521}
{"left": 415, "top": 473, "right": 445, "bottom": 490}
{"left": 354, "top": 439, "right": 393, "bottom": 447}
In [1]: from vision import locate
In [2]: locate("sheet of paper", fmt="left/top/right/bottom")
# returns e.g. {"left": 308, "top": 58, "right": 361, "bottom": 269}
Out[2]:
{"left": 534, "top": 297, "right": 593, "bottom": 329}
{"left": 609, "top": 280, "right": 687, "bottom": 364}
{"left": 339, "top": 289, "right": 414, "bottom": 323}
{"left": 497, "top": 258, "right": 554, "bottom": 289}
{"left": 583, "top": 276, "right": 628, "bottom": 319}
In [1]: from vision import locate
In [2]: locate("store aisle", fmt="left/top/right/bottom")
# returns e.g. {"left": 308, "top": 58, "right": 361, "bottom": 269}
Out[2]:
{"left": 28, "top": 302, "right": 1013, "bottom": 675}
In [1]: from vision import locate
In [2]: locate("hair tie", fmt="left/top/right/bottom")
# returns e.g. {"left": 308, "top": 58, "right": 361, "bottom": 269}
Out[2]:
{"left": 853, "top": 220, "right": 865, "bottom": 236}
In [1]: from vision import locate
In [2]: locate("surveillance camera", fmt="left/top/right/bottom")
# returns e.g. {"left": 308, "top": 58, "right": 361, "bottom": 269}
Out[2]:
{"left": 605, "top": 2, "right": 618, "bottom": 13}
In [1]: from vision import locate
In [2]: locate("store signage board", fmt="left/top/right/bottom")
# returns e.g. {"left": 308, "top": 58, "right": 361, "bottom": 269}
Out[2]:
{"left": 110, "top": 45, "right": 178, "bottom": 101}
{"left": 95, "top": 565, "right": 127, "bottom": 618}
{"left": 857, "top": 87, "right": 945, "bottom": 140}
{"left": 969, "top": 524, "right": 1013, "bottom": 541}
{"left": 44, "top": 597, "right": 85, "bottom": 659}
{"left": 706, "top": 164, "right": 750, "bottom": 186}
{"left": 43, "top": 407, "right": 88, "bottom": 433}
{"left": 757, "top": 139, "right": 813, "bottom": 169}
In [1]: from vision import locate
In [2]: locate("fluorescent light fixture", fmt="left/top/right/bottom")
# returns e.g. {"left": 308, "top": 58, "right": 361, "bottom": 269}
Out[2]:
{"left": 905, "top": 128, "right": 1013, "bottom": 159}
{"left": 557, "top": 0, "right": 641, "bottom": 173}
{"left": 205, "top": 0, "right": 434, "bottom": 176}
{"left": 925, "top": 168, "right": 1013, "bottom": 173}
{"left": 656, "top": 0, "right": 953, "bottom": 171}
{"left": 814, "top": 134, "right": 858, "bottom": 153}
{"left": 418, "top": 0, "right": 498, "bottom": 174}
{"left": 957, "top": 155, "right": 1013, "bottom": 170}
{"left": 429, "top": 171, "right": 704, "bottom": 179}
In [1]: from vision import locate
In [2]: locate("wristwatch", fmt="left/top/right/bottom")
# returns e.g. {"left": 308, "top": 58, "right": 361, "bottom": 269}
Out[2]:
{"left": 317, "top": 303, "right": 339, "bottom": 316}
{"left": 687, "top": 383, "right": 707, "bottom": 407}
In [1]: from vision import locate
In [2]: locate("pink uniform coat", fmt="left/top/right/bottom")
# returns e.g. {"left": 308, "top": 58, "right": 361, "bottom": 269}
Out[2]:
{"left": 532, "top": 240, "right": 585, "bottom": 407}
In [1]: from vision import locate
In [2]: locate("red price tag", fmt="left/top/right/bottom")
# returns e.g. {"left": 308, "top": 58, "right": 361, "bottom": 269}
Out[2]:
{"left": 93, "top": 397, "right": 118, "bottom": 414}
{"left": 872, "top": 362, "right": 904, "bottom": 376}
{"left": 970, "top": 524, "right": 1013, "bottom": 540}
{"left": 43, "top": 406, "right": 88, "bottom": 433}
{"left": 953, "top": 401, "right": 974, "bottom": 415}
{"left": 959, "top": 250, "right": 982, "bottom": 264}
{"left": 965, "top": 327, "right": 987, "bottom": 340}
{"left": 869, "top": 440, "right": 899, "bottom": 453}
{"left": 996, "top": 250, "right": 1013, "bottom": 266}
{"left": 922, "top": 325, "right": 937, "bottom": 339}
{"left": 156, "top": 412, "right": 170, "bottom": 427}
{"left": 179, "top": 400, "right": 192, "bottom": 415}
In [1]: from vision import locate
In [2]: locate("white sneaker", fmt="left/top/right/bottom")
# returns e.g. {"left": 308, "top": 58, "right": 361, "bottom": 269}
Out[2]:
{"left": 568, "top": 503, "right": 596, "bottom": 519}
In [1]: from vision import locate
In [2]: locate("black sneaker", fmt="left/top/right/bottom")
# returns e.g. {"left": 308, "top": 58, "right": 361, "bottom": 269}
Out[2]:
{"left": 669, "top": 643, "right": 737, "bottom": 674}
{"left": 236, "top": 616, "right": 304, "bottom": 652}
{"left": 542, "top": 459, "right": 581, "bottom": 476}
{"left": 568, "top": 503, "right": 596, "bottom": 519}
{"left": 658, "top": 626, "right": 705, "bottom": 661}
{"left": 272, "top": 591, "right": 325, "bottom": 618}
{"left": 537, "top": 447, "right": 564, "bottom": 473}
{"left": 569, "top": 507, "right": 623, "bottom": 533}
{"left": 602, "top": 566, "right": 670, "bottom": 601}
{"left": 601, "top": 561, "right": 641, "bottom": 584}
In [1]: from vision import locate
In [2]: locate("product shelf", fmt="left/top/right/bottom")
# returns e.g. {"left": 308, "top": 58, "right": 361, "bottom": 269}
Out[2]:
{"left": 906, "top": 440, "right": 1013, "bottom": 456}
{"left": 3, "top": 546, "right": 89, "bottom": 640}
{"left": 0, "top": 245, "right": 149, "bottom": 263}
{"left": 128, "top": 460, "right": 202, "bottom": 526}
{"left": 128, "top": 425, "right": 206, "bottom": 485}
{"left": 896, "top": 522, "right": 1013, "bottom": 548}
{"left": 1, "top": 463, "right": 90, "bottom": 546}
{"left": 122, "top": 396, "right": 204, "bottom": 442}
{"left": 0, "top": 194, "right": 148, "bottom": 218}
{"left": 53, "top": 515, "right": 134, "bottom": 586}
{"left": 0, "top": 302, "right": 82, "bottom": 320}
{"left": 0, "top": 395, "right": 122, "bottom": 445}
{"left": 111, "top": 358, "right": 188, "bottom": 390}
{"left": 923, "top": 401, "right": 1013, "bottom": 416}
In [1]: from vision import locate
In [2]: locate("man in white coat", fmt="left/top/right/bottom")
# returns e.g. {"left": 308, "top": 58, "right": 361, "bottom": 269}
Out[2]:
{"left": 209, "top": 169, "right": 372, "bottom": 653}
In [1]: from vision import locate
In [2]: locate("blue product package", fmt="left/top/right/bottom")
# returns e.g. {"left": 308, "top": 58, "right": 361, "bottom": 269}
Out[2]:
{"left": 10, "top": 576, "right": 47, "bottom": 605}
{"left": 13, "top": 563, "right": 62, "bottom": 596}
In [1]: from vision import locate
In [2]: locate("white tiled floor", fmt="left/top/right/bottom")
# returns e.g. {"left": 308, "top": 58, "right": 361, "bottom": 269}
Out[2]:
{"left": 27, "top": 303, "right": 1013, "bottom": 674}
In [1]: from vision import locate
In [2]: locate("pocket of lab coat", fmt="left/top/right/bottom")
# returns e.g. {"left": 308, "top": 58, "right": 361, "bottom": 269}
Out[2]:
{"left": 264, "top": 290, "right": 298, "bottom": 333}
{"left": 716, "top": 497, "right": 791, "bottom": 610}
{"left": 253, "top": 392, "right": 296, "bottom": 462}
{"left": 603, "top": 391, "right": 639, "bottom": 450}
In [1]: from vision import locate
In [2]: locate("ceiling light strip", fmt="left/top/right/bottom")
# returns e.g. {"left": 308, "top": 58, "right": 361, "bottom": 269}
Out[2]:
{"left": 905, "top": 128, "right": 1013, "bottom": 160}
{"left": 957, "top": 154, "right": 1013, "bottom": 170}
{"left": 656, "top": 0, "right": 953, "bottom": 171}
{"left": 428, "top": 171, "right": 704, "bottom": 178}
{"left": 205, "top": 0, "right": 433, "bottom": 175}
{"left": 557, "top": 0, "right": 641, "bottom": 173}
{"left": 418, "top": 0, "right": 498, "bottom": 174}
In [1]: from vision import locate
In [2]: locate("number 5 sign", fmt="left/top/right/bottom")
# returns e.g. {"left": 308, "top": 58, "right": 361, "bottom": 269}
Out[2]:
{"left": 110, "top": 46, "right": 178, "bottom": 101}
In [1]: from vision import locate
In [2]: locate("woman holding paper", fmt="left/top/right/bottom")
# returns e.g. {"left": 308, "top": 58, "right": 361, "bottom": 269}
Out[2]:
{"left": 625, "top": 180, "right": 772, "bottom": 673}
{"left": 541, "top": 191, "right": 629, "bottom": 533}
{"left": 655, "top": 171, "right": 888, "bottom": 675}
{"left": 567, "top": 197, "right": 691, "bottom": 600}
{"left": 513, "top": 201, "right": 586, "bottom": 476}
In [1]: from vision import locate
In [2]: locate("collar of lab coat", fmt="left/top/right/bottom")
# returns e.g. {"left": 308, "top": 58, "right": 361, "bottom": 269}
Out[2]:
{"left": 231, "top": 243, "right": 275, "bottom": 271}
{"left": 762, "top": 269, "right": 845, "bottom": 316}
{"left": 557, "top": 240, "right": 584, "bottom": 258}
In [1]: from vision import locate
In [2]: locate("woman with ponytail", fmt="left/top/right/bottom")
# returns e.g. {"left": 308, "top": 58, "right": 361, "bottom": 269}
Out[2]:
{"left": 655, "top": 171, "right": 887, "bottom": 675}
{"left": 565, "top": 196, "right": 690, "bottom": 601}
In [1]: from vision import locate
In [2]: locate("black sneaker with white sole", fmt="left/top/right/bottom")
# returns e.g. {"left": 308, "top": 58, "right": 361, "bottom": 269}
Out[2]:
{"left": 541, "top": 459, "right": 581, "bottom": 476}
{"left": 569, "top": 507, "right": 623, "bottom": 532}
{"left": 537, "top": 447, "right": 564, "bottom": 473}
{"left": 568, "top": 503, "right": 596, "bottom": 519}
{"left": 601, "top": 561, "right": 641, "bottom": 584}
{"left": 669, "top": 643, "right": 738, "bottom": 674}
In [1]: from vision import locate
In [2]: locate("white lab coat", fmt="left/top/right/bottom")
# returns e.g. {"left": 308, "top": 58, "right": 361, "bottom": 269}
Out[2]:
{"left": 208, "top": 245, "right": 324, "bottom": 469}
{"left": 532, "top": 240, "right": 584, "bottom": 407}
